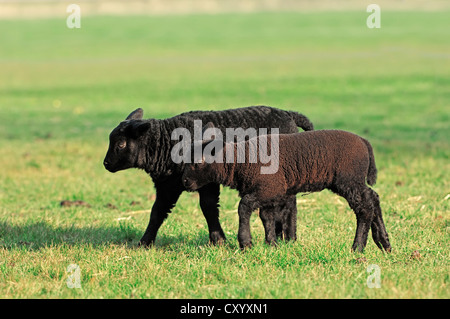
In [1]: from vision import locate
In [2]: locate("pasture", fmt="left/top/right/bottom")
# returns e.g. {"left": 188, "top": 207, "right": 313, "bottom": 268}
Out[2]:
{"left": 0, "top": 10, "right": 449, "bottom": 298}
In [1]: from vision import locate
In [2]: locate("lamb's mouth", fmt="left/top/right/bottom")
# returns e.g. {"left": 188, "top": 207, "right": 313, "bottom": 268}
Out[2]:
{"left": 104, "top": 161, "right": 118, "bottom": 173}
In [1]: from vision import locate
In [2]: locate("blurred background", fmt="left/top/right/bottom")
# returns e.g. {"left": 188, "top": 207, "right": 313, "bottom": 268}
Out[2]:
{"left": 1, "top": 0, "right": 449, "bottom": 136}
{"left": 3, "top": 0, "right": 449, "bottom": 18}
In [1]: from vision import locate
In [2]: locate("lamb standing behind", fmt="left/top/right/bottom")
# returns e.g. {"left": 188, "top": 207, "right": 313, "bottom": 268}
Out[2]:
{"left": 182, "top": 130, "right": 391, "bottom": 253}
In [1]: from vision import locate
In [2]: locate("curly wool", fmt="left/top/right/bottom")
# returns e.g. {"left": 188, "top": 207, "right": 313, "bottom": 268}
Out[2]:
{"left": 139, "top": 106, "right": 313, "bottom": 179}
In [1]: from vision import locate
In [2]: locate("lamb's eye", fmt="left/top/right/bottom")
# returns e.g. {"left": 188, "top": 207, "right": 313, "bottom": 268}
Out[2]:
{"left": 118, "top": 141, "right": 126, "bottom": 149}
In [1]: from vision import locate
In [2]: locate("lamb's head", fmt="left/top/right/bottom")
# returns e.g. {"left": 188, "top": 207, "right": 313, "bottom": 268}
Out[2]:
{"left": 182, "top": 159, "right": 216, "bottom": 191}
{"left": 182, "top": 122, "right": 224, "bottom": 191}
{"left": 103, "top": 108, "right": 151, "bottom": 173}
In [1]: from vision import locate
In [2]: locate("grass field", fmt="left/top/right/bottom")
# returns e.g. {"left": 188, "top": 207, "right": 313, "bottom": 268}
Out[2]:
{"left": 0, "top": 11, "right": 449, "bottom": 298}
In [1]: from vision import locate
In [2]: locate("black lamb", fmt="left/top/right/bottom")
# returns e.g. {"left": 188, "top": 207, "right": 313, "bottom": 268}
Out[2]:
{"left": 182, "top": 129, "right": 391, "bottom": 253}
{"left": 103, "top": 106, "right": 314, "bottom": 246}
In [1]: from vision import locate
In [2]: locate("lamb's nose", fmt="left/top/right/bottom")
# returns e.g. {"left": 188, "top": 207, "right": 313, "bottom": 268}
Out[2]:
{"left": 103, "top": 160, "right": 109, "bottom": 167}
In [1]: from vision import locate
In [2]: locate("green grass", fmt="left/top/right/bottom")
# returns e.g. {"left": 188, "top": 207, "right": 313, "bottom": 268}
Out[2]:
{"left": 0, "top": 11, "right": 449, "bottom": 298}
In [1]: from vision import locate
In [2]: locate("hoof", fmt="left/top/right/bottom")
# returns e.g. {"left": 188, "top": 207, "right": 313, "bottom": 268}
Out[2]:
{"left": 265, "top": 240, "right": 278, "bottom": 247}
{"left": 351, "top": 243, "right": 365, "bottom": 253}
{"left": 138, "top": 239, "right": 153, "bottom": 248}
{"left": 209, "top": 231, "right": 226, "bottom": 246}
{"left": 210, "top": 237, "right": 226, "bottom": 246}
{"left": 239, "top": 242, "right": 253, "bottom": 250}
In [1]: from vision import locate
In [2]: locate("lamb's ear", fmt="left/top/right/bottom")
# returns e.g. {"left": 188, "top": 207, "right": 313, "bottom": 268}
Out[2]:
{"left": 202, "top": 122, "right": 215, "bottom": 133}
{"left": 130, "top": 121, "right": 151, "bottom": 137}
{"left": 126, "top": 108, "right": 144, "bottom": 120}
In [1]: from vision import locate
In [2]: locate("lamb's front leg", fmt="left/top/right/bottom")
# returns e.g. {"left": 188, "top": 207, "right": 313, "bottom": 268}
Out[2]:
{"left": 237, "top": 194, "right": 257, "bottom": 249}
{"left": 139, "top": 182, "right": 183, "bottom": 246}
{"left": 198, "top": 183, "right": 226, "bottom": 245}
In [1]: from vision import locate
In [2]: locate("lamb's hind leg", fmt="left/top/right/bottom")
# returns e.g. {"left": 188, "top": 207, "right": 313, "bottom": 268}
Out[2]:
{"left": 338, "top": 184, "right": 375, "bottom": 253}
{"left": 261, "top": 195, "right": 297, "bottom": 242}
{"left": 259, "top": 207, "right": 277, "bottom": 246}
{"left": 283, "top": 195, "right": 298, "bottom": 241}
{"left": 369, "top": 189, "right": 392, "bottom": 252}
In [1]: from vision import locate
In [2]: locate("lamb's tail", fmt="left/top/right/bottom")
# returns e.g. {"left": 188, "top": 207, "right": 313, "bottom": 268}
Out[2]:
{"left": 288, "top": 111, "right": 314, "bottom": 131}
{"left": 362, "top": 138, "right": 377, "bottom": 186}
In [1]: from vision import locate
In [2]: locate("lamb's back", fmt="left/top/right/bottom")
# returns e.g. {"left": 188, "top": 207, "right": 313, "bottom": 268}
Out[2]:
{"left": 178, "top": 106, "right": 300, "bottom": 134}
{"left": 278, "top": 130, "right": 369, "bottom": 192}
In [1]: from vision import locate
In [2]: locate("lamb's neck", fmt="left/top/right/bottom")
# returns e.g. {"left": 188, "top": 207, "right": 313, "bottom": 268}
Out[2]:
{"left": 213, "top": 144, "right": 238, "bottom": 188}
{"left": 142, "top": 119, "right": 175, "bottom": 178}
{"left": 213, "top": 161, "right": 235, "bottom": 187}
